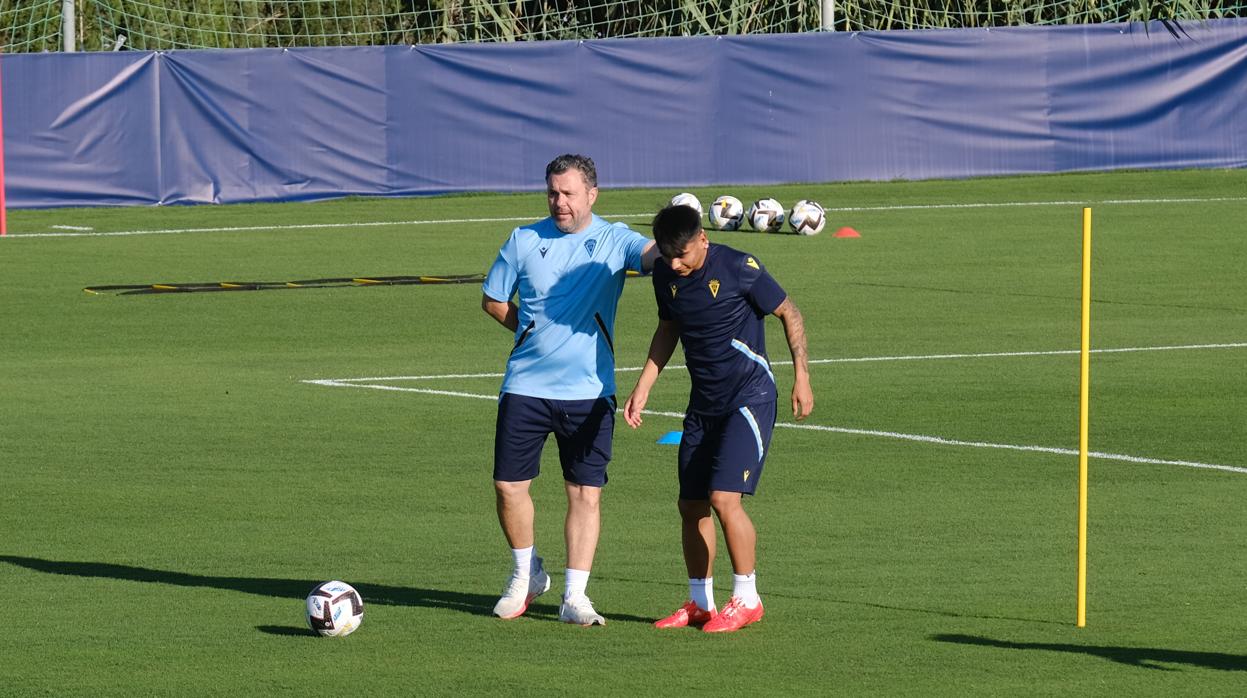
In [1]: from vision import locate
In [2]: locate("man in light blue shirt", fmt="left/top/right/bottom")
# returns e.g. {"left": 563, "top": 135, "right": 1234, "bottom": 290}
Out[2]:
{"left": 482, "top": 154, "right": 658, "bottom": 626}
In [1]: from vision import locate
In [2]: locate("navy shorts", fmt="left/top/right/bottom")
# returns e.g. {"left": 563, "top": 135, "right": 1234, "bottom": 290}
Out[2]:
{"left": 494, "top": 393, "right": 616, "bottom": 487}
{"left": 677, "top": 400, "right": 776, "bottom": 499}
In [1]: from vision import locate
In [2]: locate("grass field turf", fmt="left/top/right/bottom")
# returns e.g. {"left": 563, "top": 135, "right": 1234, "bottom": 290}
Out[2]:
{"left": 1, "top": 169, "right": 1244, "bottom": 695}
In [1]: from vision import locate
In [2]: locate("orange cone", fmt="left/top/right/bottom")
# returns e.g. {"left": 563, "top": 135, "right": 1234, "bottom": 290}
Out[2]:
{"left": 834, "top": 227, "right": 860, "bottom": 238}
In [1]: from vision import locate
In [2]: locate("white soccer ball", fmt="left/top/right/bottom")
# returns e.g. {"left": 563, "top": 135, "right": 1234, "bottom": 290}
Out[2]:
{"left": 709, "top": 195, "right": 744, "bottom": 231}
{"left": 306, "top": 580, "right": 364, "bottom": 637}
{"left": 789, "top": 200, "right": 827, "bottom": 236}
{"left": 747, "top": 198, "right": 785, "bottom": 233}
{"left": 669, "top": 192, "right": 703, "bottom": 217}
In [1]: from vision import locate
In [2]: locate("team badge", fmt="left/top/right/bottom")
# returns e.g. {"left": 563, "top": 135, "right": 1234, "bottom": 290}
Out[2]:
{"left": 584, "top": 239, "right": 597, "bottom": 257}
{"left": 746, "top": 257, "right": 759, "bottom": 270}
{"left": 709, "top": 279, "right": 720, "bottom": 298}
{"left": 670, "top": 283, "right": 678, "bottom": 298}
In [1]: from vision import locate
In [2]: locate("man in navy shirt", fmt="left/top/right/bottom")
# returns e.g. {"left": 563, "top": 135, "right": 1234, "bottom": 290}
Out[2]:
{"left": 624, "top": 203, "right": 813, "bottom": 633}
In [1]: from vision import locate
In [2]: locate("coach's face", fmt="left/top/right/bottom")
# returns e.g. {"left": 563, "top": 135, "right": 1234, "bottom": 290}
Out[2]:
{"left": 547, "top": 169, "right": 598, "bottom": 234}
{"left": 667, "top": 230, "right": 709, "bottom": 276}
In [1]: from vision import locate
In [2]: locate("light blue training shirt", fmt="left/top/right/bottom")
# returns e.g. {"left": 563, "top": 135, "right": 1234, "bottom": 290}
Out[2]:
{"left": 483, "top": 214, "right": 650, "bottom": 400}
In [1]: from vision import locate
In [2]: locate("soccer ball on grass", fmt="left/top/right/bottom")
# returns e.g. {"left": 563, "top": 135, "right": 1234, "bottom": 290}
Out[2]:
{"left": 669, "top": 192, "right": 703, "bottom": 218}
{"left": 747, "top": 198, "right": 785, "bottom": 233}
{"left": 788, "top": 200, "right": 827, "bottom": 236}
{"left": 709, "top": 195, "right": 744, "bottom": 231}
{"left": 306, "top": 580, "right": 364, "bottom": 637}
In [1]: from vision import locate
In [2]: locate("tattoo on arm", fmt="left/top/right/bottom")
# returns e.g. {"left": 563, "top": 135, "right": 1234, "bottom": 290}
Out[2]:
{"left": 777, "top": 298, "right": 809, "bottom": 376}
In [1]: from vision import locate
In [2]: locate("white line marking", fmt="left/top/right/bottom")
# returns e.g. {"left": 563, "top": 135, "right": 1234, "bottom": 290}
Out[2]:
{"left": 301, "top": 341, "right": 1247, "bottom": 475}
{"left": 802, "top": 342, "right": 1247, "bottom": 366}
{"left": 5, "top": 195, "right": 1245, "bottom": 239}
{"left": 3, "top": 216, "right": 550, "bottom": 239}
{"left": 305, "top": 380, "right": 492, "bottom": 401}
{"left": 51, "top": 224, "right": 95, "bottom": 231}
{"left": 322, "top": 372, "right": 507, "bottom": 382}
{"left": 302, "top": 381, "right": 1247, "bottom": 475}
{"left": 307, "top": 342, "right": 1247, "bottom": 383}
{"left": 777, "top": 422, "right": 1247, "bottom": 475}
{"left": 822, "top": 196, "right": 1247, "bottom": 213}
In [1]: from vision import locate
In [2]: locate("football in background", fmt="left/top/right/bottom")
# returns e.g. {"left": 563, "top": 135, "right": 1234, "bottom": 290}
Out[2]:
{"left": 709, "top": 195, "right": 745, "bottom": 231}
{"left": 669, "top": 192, "right": 704, "bottom": 218}
{"left": 747, "top": 198, "right": 785, "bottom": 233}
{"left": 789, "top": 200, "right": 827, "bottom": 236}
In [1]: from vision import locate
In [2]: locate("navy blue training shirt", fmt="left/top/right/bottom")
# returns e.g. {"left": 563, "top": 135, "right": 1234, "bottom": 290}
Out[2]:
{"left": 652, "top": 243, "right": 788, "bottom": 415}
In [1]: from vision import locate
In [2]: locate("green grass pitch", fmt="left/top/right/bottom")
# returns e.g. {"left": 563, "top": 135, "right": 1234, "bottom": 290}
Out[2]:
{"left": 1, "top": 169, "right": 1245, "bottom": 695}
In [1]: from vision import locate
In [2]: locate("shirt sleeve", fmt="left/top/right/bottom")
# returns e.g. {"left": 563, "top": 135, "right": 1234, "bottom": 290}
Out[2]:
{"left": 652, "top": 264, "right": 674, "bottom": 321}
{"left": 616, "top": 223, "right": 652, "bottom": 273}
{"left": 482, "top": 230, "right": 520, "bottom": 302}
{"left": 740, "top": 254, "right": 787, "bottom": 315}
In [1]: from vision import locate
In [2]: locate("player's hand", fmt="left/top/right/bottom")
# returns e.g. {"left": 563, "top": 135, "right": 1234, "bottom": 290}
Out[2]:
{"left": 624, "top": 390, "right": 648, "bottom": 429}
{"left": 791, "top": 380, "right": 814, "bottom": 421}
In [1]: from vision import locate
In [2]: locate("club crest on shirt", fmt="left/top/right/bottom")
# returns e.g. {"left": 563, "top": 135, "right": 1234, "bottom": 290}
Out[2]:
{"left": 709, "top": 279, "right": 720, "bottom": 298}
{"left": 746, "top": 257, "right": 759, "bottom": 270}
{"left": 584, "top": 239, "right": 597, "bottom": 257}
{"left": 670, "top": 283, "right": 678, "bottom": 298}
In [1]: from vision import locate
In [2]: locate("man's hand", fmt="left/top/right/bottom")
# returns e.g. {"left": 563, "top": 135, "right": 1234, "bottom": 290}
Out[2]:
{"left": 623, "top": 389, "right": 649, "bottom": 429}
{"left": 791, "top": 376, "right": 814, "bottom": 421}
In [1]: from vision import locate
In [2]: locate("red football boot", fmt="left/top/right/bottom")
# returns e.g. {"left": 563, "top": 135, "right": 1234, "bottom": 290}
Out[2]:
{"left": 701, "top": 596, "right": 763, "bottom": 633}
{"left": 654, "top": 600, "right": 717, "bottom": 629}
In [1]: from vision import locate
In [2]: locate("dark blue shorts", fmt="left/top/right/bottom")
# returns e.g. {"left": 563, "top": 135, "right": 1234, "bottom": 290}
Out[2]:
{"left": 493, "top": 393, "right": 616, "bottom": 487}
{"left": 677, "top": 401, "right": 776, "bottom": 499}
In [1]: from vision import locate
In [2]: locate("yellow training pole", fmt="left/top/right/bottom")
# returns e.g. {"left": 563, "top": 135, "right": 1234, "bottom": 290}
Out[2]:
{"left": 1076, "top": 207, "right": 1092, "bottom": 628}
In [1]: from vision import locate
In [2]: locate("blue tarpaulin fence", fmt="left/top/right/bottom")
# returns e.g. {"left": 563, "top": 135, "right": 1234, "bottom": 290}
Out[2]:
{"left": 2, "top": 20, "right": 1245, "bottom": 208}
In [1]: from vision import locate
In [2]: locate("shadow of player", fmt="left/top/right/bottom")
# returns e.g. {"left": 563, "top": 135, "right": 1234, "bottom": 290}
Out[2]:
{"left": 931, "top": 633, "right": 1247, "bottom": 672}
{"left": 1, "top": 554, "right": 650, "bottom": 626}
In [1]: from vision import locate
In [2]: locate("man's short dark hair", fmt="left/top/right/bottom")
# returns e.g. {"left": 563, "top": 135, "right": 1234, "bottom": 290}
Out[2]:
{"left": 545, "top": 154, "right": 597, "bottom": 189}
{"left": 652, "top": 204, "right": 703, "bottom": 260}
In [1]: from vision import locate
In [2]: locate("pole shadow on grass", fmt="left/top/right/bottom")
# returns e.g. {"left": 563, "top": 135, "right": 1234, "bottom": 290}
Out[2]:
{"left": 931, "top": 634, "right": 1247, "bottom": 672}
{"left": 0, "top": 555, "right": 652, "bottom": 626}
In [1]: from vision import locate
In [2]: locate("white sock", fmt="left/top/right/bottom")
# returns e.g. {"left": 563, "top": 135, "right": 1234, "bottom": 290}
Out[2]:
{"left": 511, "top": 546, "right": 534, "bottom": 578}
{"left": 564, "top": 568, "right": 590, "bottom": 599}
{"left": 733, "top": 572, "right": 760, "bottom": 608}
{"left": 689, "top": 577, "right": 716, "bottom": 612}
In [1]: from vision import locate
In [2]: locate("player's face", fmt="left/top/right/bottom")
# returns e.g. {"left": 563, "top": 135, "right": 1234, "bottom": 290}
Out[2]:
{"left": 667, "top": 230, "right": 709, "bottom": 276}
{"left": 547, "top": 169, "right": 599, "bottom": 234}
